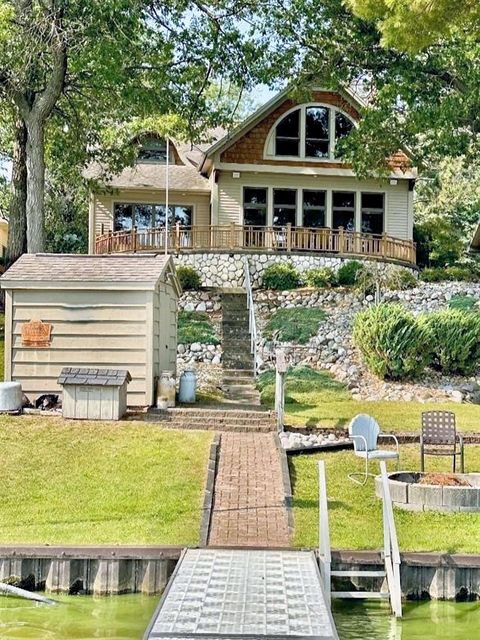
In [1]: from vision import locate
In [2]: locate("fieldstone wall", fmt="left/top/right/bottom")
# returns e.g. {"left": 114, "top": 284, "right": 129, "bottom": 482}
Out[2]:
{"left": 177, "top": 291, "right": 222, "bottom": 366}
{"left": 178, "top": 291, "right": 221, "bottom": 313}
{"left": 175, "top": 252, "right": 414, "bottom": 289}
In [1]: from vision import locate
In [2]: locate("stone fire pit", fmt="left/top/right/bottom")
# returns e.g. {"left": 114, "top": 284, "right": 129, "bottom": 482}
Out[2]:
{"left": 375, "top": 471, "right": 480, "bottom": 512}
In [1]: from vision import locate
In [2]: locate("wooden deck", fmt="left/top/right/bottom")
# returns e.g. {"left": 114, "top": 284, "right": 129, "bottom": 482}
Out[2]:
{"left": 95, "top": 224, "right": 416, "bottom": 266}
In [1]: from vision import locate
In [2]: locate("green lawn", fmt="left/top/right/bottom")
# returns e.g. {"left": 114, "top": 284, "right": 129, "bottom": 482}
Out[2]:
{"left": 259, "top": 366, "right": 480, "bottom": 432}
{"left": 263, "top": 308, "right": 327, "bottom": 344}
{"left": 290, "top": 445, "right": 480, "bottom": 553}
{"left": 178, "top": 310, "right": 219, "bottom": 345}
{"left": 0, "top": 416, "right": 212, "bottom": 545}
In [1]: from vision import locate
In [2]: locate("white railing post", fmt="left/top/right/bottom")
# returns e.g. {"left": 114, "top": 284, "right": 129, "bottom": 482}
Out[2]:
{"left": 318, "top": 460, "right": 331, "bottom": 605}
{"left": 244, "top": 258, "right": 258, "bottom": 377}
{"left": 380, "top": 461, "right": 402, "bottom": 618}
{"left": 275, "top": 349, "right": 286, "bottom": 432}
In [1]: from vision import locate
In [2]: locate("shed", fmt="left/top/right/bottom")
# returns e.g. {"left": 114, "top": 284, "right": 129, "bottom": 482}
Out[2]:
{"left": 59, "top": 367, "right": 132, "bottom": 420}
{"left": 0, "top": 253, "right": 181, "bottom": 407}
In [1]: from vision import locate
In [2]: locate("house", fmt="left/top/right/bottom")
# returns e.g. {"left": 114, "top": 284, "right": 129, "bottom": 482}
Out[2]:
{"left": 1, "top": 253, "right": 180, "bottom": 406}
{"left": 87, "top": 87, "right": 417, "bottom": 286}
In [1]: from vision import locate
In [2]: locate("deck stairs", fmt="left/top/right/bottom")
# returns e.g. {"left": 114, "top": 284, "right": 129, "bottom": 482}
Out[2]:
{"left": 146, "top": 406, "right": 276, "bottom": 431}
{"left": 318, "top": 460, "right": 403, "bottom": 617}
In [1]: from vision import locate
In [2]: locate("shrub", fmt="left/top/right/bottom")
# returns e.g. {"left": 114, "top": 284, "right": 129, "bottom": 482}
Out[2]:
{"left": 449, "top": 294, "right": 478, "bottom": 311}
{"left": 385, "top": 269, "right": 418, "bottom": 291}
{"left": 353, "top": 304, "right": 432, "bottom": 380}
{"left": 419, "top": 267, "right": 445, "bottom": 282}
{"left": 420, "top": 265, "right": 479, "bottom": 283}
{"left": 263, "top": 308, "right": 327, "bottom": 344}
{"left": 337, "top": 260, "right": 364, "bottom": 286}
{"left": 178, "top": 311, "right": 219, "bottom": 345}
{"left": 262, "top": 262, "right": 301, "bottom": 290}
{"left": 305, "top": 267, "right": 337, "bottom": 288}
{"left": 420, "top": 309, "right": 480, "bottom": 375}
{"left": 176, "top": 266, "right": 201, "bottom": 290}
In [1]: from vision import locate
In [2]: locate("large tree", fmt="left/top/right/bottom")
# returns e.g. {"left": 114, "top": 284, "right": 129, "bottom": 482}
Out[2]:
{"left": 0, "top": 1, "right": 272, "bottom": 258}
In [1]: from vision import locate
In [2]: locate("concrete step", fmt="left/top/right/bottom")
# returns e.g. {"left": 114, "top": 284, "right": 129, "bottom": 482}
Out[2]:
{"left": 149, "top": 408, "right": 271, "bottom": 418}
{"left": 222, "top": 376, "right": 256, "bottom": 386}
{"left": 331, "top": 591, "right": 390, "bottom": 600}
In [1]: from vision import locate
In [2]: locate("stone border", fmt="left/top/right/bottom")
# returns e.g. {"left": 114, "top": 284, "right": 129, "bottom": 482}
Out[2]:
{"left": 286, "top": 426, "right": 480, "bottom": 445}
{"left": 200, "top": 433, "right": 221, "bottom": 546}
{"left": 273, "top": 433, "right": 295, "bottom": 534}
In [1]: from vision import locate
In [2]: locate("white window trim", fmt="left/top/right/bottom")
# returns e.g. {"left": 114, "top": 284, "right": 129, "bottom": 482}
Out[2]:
{"left": 263, "top": 103, "right": 356, "bottom": 163}
{"left": 241, "top": 186, "right": 269, "bottom": 226}
{"left": 111, "top": 199, "right": 196, "bottom": 230}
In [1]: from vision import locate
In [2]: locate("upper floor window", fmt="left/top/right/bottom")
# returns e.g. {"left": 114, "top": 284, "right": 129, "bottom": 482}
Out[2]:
{"left": 137, "top": 137, "right": 169, "bottom": 163}
{"left": 272, "top": 104, "right": 354, "bottom": 160}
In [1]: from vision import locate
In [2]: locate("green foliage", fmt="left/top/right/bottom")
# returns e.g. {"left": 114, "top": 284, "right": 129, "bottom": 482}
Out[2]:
{"left": 420, "top": 310, "right": 480, "bottom": 376}
{"left": 263, "top": 308, "right": 327, "bottom": 345}
{"left": 44, "top": 181, "right": 88, "bottom": 253}
{"left": 304, "top": 267, "right": 337, "bottom": 288}
{"left": 385, "top": 269, "right": 418, "bottom": 290}
{"left": 353, "top": 304, "right": 432, "bottom": 380}
{"left": 178, "top": 311, "right": 219, "bottom": 345}
{"left": 449, "top": 295, "right": 478, "bottom": 311}
{"left": 337, "top": 260, "right": 364, "bottom": 286}
{"left": 176, "top": 266, "right": 202, "bottom": 291}
{"left": 420, "top": 265, "right": 479, "bottom": 283}
{"left": 257, "top": 365, "right": 349, "bottom": 405}
{"left": 262, "top": 262, "right": 301, "bottom": 290}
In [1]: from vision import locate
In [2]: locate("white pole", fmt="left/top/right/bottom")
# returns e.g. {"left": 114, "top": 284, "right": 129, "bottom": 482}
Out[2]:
{"left": 165, "top": 137, "right": 169, "bottom": 255}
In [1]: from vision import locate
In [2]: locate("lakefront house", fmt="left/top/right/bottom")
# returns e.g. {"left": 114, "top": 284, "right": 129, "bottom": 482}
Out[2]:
{"left": 86, "top": 87, "right": 417, "bottom": 286}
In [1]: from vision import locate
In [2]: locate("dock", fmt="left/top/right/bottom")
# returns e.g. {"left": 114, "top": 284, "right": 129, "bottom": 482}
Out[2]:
{"left": 144, "top": 548, "right": 339, "bottom": 639}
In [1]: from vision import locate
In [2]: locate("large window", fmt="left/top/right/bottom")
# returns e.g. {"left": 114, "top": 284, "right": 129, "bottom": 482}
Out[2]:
{"left": 273, "top": 189, "right": 297, "bottom": 226}
{"left": 303, "top": 190, "right": 326, "bottom": 227}
{"left": 275, "top": 110, "right": 300, "bottom": 156}
{"left": 243, "top": 188, "right": 267, "bottom": 226}
{"left": 113, "top": 203, "right": 192, "bottom": 231}
{"left": 273, "top": 105, "right": 355, "bottom": 160}
{"left": 332, "top": 192, "right": 355, "bottom": 231}
{"left": 361, "top": 193, "right": 384, "bottom": 235}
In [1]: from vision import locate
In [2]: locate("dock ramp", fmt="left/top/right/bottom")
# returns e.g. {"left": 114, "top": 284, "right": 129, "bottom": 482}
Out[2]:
{"left": 144, "top": 548, "right": 339, "bottom": 639}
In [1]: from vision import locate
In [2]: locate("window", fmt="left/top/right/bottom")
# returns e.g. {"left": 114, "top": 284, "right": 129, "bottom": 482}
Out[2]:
{"left": 273, "top": 189, "right": 297, "bottom": 226}
{"left": 303, "top": 190, "right": 326, "bottom": 227}
{"left": 275, "top": 109, "right": 300, "bottom": 156}
{"left": 332, "top": 192, "right": 355, "bottom": 231}
{"left": 305, "top": 107, "right": 329, "bottom": 158}
{"left": 114, "top": 203, "right": 192, "bottom": 231}
{"left": 361, "top": 193, "right": 384, "bottom": 235}
{"left": 243, "top": 188, "right": 267, "bottom": 226}
{"left": 137, "top": 137, "right": 168, "bottom": 163}
{"left": 271, "top": 105, "right": 354, "bottom": 160}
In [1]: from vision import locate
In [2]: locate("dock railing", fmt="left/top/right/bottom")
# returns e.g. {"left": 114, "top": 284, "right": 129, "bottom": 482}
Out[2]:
{"left": 380, "top": 461, "right": 403, "bottom": 618}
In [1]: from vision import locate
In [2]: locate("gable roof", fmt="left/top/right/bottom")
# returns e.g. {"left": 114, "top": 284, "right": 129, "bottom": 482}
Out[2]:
{"left": 1, "top": 253, "right": 180, "bottom": 292}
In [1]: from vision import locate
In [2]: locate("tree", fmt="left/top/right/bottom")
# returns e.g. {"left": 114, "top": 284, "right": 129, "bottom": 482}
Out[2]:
{"left": 347, "top": 0, "right": 480, "bottom": 52}
{"left": 0, "top": 1, "right": 272, "bottom": 256}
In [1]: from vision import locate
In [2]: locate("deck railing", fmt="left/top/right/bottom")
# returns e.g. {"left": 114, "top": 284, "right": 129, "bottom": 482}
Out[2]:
{"left": 95, "top": 224, "right": 416, "bottom": 265}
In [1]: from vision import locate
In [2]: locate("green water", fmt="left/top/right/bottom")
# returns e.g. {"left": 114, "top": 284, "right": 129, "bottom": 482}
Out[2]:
{"left": 0, "top": 594, "right": 478, "bottom": 639}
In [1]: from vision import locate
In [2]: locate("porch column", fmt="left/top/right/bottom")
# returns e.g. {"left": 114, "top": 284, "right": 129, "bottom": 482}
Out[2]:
{"left": 325, "top": 190, "right": 332, "bottom": 228}
{"left": 354, "top": 192, "right": 362, "bottom": 232}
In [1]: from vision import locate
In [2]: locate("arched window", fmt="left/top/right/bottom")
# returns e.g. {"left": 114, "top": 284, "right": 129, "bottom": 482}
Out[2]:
{"left": 137, "top": 136, "right": 171, "bottom": 163}
{"left": 271, "top": 105, "right": 354, "bottom": 160}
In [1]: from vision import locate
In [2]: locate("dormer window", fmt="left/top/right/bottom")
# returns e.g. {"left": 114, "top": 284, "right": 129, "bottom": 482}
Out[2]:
{"left": 271, "top": 105, "right": 354, "bottom": 160}
{"left": 137, "top": 137, "right": 169, "bottom": 163}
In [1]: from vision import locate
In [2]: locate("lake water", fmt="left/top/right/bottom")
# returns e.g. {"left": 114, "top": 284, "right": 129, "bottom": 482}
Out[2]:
{"left": 0, "top": 594, "right": 478, "bottom": 639}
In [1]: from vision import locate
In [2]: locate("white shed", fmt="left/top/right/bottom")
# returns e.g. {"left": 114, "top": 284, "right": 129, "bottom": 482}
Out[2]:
{"left": 0, "top": 253, "right": 181, "bottom": 407}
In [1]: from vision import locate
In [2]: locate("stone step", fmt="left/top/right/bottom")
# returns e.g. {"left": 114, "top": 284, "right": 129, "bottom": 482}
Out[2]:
{"left": 149, "top": 407, "right": 271, "bottom": 418}
{"left": 222, "top": 339, "right": 252, "bottom": 350}
{"left": 222, "top": 376, "right": 256, "bottom": 385}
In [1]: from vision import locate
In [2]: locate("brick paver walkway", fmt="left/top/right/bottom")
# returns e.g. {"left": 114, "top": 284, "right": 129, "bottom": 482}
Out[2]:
{"left": 208, "top": 432, "right": 290, "bottom": 547}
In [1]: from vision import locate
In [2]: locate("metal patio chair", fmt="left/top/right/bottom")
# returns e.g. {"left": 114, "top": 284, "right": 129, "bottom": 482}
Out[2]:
{"left": 420, "top": 411, "right": 464, "bottom": 473}
{"left": 348, "top": 414, "right": 400, "bottom": 485}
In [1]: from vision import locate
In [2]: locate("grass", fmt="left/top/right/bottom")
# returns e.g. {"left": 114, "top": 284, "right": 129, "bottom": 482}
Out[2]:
{"left": 263, "top": 308, "right": 327, "bottom": 344}
{"left": 290, "top": 445, "right": 480, "bottom": 553}
{"left": 178, "top": 310, "right": 219, "bottom": 345}
{"left": 259, "top": 366, "right": 480, "bottom": 432}
{"left": 0, "top": 416, "right": 212, "bottom": 545}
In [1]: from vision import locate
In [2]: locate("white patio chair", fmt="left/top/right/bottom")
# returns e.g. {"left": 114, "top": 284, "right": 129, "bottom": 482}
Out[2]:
{"left": 348, "top": 414, "right": 399, "bottom": 485}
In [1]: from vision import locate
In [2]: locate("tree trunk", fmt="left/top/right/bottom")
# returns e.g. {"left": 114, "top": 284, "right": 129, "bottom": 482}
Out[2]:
{"left": 25, "top": 118, "right": 45, "bottom": 253}
{"left": 6, "top": 119, "right": 28, "bottom": 266}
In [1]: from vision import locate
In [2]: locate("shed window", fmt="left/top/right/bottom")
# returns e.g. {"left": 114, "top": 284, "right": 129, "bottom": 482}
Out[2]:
{"left": 243, "top": 188, "right": 267, "bottom": 226}
{"left": 361, "top": 193, "right": 384, "bottom": 235}
{"left": 273, "top": 189, "right": 297, "bottom": 226}
{"left": 303, "top": 190, "right": 326, "bottom": 227}
{"left": 332, "top": 192, "right": 355, "bottom": 231}
{"left": 114, "top": 203, "right": 192, "bottom": 231}
{"left": 275, "top": 109, "right": 300, "bottom": 156}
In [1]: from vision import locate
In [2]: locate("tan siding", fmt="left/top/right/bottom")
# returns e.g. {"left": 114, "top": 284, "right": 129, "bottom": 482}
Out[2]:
{"left": 217, "top": 172, "right": 411, "bottom": 239}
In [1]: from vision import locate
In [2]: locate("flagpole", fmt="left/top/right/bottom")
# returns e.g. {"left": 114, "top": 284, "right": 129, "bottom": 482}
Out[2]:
{"left": 165, "top": 137, "right": 169, "bottom": 256}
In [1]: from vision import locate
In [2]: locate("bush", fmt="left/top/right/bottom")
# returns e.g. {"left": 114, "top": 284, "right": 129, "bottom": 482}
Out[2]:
{"left": 176, "top": 266, "right": 201, "bottom": 290}
{"left": 449, "top": 294, "right": 478, "bottom": 311}
{"left": 420, "top": 309, "right": 480, "bottom": 375}
{"left": 178, "top": 311, "right": 219, "bottom": 345}
{"left": 305, "top": 267, "right": 337, "bottom": 288}
{"left": 337, "top": 260, "right": 364, "bottom": 286}
{"left": 263, "top": 308, "right": 327, "bottom": 344}
{"left": 420, "top": 265, "right": 479, "bottom": 283}
{"left": 353, "top": 304, "right": 432, "bottom": 380}
{"left": 385, "top": 269, "right": 418, "bottom": 291}
{"left": 262, "top": 262, "right": 301, "bottom": 290}
{"left": 419, "top": 267, "right": 445, "bottom": 282}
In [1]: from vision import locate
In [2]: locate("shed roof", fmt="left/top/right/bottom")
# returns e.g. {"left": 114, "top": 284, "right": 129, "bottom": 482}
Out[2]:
{"left": 1, "top": 253, "right": 180, "bottom": 292}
